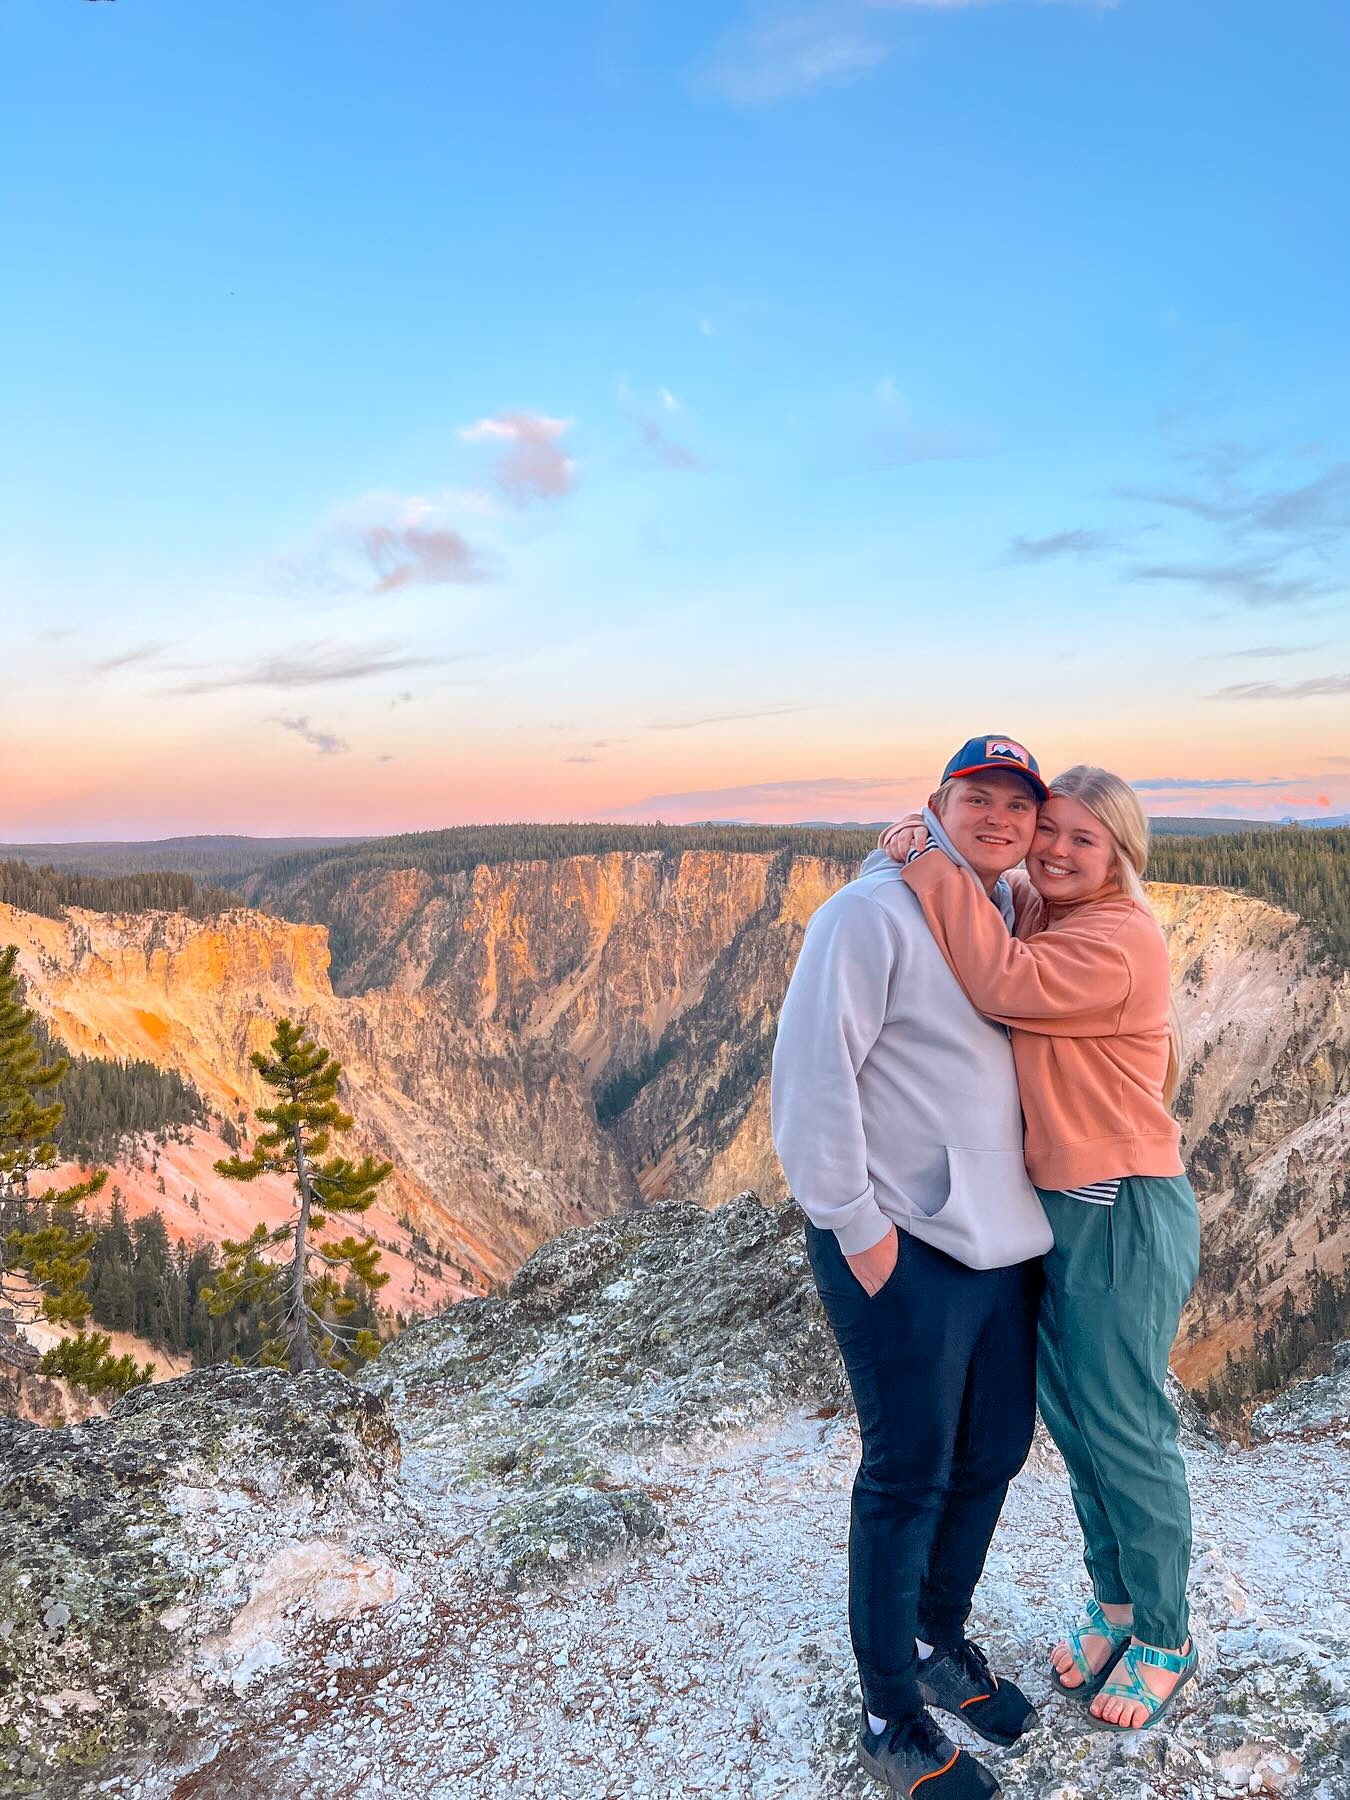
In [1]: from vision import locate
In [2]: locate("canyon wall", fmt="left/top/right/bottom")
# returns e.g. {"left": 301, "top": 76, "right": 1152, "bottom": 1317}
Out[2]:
{"left": 7, "top": 851, "right": 1348, "bottom": 1383}
{"left": 247, "top": 850, "right": 1350, "bottom": 1382}
{"left": 1, "top": 898, "right": 636, "bottom": 1303}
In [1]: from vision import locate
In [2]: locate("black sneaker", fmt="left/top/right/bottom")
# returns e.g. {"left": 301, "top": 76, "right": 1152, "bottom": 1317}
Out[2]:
{"left": 857, "top": 1707, "right": 1001, "bottom": 1797}
{"left": 917, "top": 1640, "right": 1040, "bottom": 1749}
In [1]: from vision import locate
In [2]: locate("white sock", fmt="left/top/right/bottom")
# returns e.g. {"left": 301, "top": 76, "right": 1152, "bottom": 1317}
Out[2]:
{"left": 916, "top": 1639, "right": 934, "bottom": 1661}
{"left": 866, "top": 1712, "right": 887, "bottom": 1737}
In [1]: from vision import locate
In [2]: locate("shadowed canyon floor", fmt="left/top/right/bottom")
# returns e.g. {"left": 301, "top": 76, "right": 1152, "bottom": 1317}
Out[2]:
{"left": 3, "top": 1198, "right": 1347, "bottom": 1800}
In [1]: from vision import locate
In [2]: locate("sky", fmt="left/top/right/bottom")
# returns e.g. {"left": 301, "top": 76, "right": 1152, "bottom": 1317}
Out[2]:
{"left": 2, "top": 0, "right": 1349, "bottom": 839}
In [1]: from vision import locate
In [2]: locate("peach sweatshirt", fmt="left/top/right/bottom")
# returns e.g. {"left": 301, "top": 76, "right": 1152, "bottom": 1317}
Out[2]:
{"left": 900, "top": 850, "right": 1183, "bottom": 1192}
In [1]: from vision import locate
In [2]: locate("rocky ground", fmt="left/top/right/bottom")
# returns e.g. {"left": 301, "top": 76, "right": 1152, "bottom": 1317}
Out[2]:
{"left": 3, "top": 1194, "right": 1348, "bottom": 1799}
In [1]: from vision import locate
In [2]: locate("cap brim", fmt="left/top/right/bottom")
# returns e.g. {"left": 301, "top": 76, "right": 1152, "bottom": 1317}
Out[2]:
{"left": 950, "top": 762, "right": 1049, "bottom": 801}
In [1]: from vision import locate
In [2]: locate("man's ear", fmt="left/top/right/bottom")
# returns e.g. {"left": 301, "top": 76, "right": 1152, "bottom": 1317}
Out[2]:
{"left": 926, "top": 791, "right": 943, "bottom": 813}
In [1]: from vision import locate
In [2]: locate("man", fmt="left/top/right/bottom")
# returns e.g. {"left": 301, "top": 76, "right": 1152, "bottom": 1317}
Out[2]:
{"left": 771, "top": 736, "right": 1053, "bottom": 1799}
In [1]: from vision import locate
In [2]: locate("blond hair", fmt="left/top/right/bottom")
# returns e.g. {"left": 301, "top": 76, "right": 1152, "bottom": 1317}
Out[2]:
{"left": 1046, "top": 765, "right": 1183, "bottom": 1105}
{"left": 929, "top": 777, "right": 961, "bottom": 817}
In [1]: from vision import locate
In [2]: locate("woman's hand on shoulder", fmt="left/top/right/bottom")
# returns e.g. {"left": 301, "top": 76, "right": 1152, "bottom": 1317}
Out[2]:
{"left": 880, "top": 812, "right": 928, "bottom": 864}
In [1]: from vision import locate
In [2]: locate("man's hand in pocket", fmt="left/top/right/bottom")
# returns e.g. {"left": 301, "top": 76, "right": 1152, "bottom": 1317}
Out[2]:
{"left": 844, "top": 1225, "right": 899, "bottom": 1296}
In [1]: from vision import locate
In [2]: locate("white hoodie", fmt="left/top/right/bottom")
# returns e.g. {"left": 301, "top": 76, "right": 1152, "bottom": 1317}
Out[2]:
{"left": 770, "top": 825, "right": 1051, "bottom": 1271}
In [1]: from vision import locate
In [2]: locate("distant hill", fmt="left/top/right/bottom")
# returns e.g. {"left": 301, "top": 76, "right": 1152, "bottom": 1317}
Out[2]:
{"left": 1153, "top": 816, "right": 1350, "bottom": 835}
{"left": 0, "top": 835, "right": 368, "bottom": 881}
{"left": 1150, "top": 816, "right": 1273, "bottom": 837}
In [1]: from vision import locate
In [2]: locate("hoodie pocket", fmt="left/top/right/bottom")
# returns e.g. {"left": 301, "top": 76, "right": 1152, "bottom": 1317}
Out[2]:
{"left": 932, "top": 1146, "right": 1054, "bottom": 1270}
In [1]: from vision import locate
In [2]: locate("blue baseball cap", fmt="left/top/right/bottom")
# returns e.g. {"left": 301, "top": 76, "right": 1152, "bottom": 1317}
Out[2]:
{"left": 942, "top": 734, "right": 1048, "bottom": 802}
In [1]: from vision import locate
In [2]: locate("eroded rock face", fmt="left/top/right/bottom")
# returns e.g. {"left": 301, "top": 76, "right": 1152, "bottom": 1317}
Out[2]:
{"left": 3, "top": 897, "right": 637, "bottom": 1298}
{"left": 1252, "top": 1341, "right": 1350, "bottom": 1441}
{"left": 0, "top": 1366, "right": 403, "bottom": 1797}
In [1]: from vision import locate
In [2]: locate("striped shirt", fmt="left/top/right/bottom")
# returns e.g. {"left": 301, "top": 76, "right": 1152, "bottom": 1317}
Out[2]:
{"left": 1060, "top": 1179, "right": 1122, "bottom": 1206}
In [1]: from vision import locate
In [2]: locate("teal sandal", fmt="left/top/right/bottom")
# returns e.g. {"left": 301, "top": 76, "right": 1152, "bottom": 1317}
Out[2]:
{"left": 1090, "top": 1639, "right": 1198, "bottom": 1731}
{"left": 1049, "top": 1598, "right": 1134, "bottom": 1701}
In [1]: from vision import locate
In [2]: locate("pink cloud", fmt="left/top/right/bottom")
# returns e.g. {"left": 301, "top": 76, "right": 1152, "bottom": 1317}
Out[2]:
{"left": 459, "top": 412, "right": 575, "bottom": 504}
{"left": 362, "top": 525, "right": 487, "bottom": 592}
{"left": 605, "top": 774, "right": 925, "bottom": 824}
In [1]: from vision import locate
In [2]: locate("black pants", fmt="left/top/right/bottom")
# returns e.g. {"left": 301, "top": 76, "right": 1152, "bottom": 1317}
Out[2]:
{"left": 806, "top": 1221, "right": 1041, "bottom": 1721}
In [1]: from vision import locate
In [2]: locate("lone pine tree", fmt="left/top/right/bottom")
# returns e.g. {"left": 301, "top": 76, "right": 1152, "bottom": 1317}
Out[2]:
{"left": 209, "top": 1017, "right": 391, "bottom": 1373}
{"left": 0, "top": 943, "right": 150, "bottom": 1396}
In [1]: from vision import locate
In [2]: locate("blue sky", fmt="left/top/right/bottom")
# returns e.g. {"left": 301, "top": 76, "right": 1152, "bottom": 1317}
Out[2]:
{"left": 3, "top": 0, "right": 1348, "bottom": 837}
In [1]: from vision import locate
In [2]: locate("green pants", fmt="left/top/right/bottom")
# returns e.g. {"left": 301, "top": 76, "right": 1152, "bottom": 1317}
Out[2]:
{"left": 1036, "top": 1174, "right": 1200, "bottom": 1648}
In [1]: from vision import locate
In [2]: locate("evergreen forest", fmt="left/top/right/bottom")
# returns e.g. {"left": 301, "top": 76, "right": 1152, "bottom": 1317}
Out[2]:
{"left": 11, "top": 1194, "right": 381, "bottom": 1368}
{"left": 0, "top": 859, "right": 238, "bottom": 921}
{"left": 25, "top": 1012, "right": 208, "bottom": 1164}
{"left": 1148, "top": 826, "right": 1350, "bottom": 965}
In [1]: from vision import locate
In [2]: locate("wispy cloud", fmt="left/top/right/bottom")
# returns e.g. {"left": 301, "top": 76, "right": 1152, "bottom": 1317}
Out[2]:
{"left": 93, "top": 641, "right": 168, "bottom": 674}
{"left": 645, "top": 704, "right": 809, "bottom": 731}
{"left": 699, "top": 0, "right": 1117, "bottom": 105}
{"left": 363, "top": 524, "right": 488, "bottom": 593}
{"left": 459, "top": 412, "right": 575, "bottom": 504}
{"left": 1128, "top": 559, "right": 1334, "bottom": 608}
{"left": 259, "top": 550, "right": 360, "bottom": 601}
{"left": 1210, "top": 674, "right": 1350, "bottom": 702}
{"left": 1131, "top": 774, "right": 1312, "bottom": 794}
{"left": 1120, "top": 458, "right": 1350, "bottom": 544}
{"left": 1200, "top": 643, "right": 1317, "bottom": 662}
{"left": 861, "top": 377, "right": 985, "bottom": 468}
{"left": 164, "top": 639, "right": 450, "bottom": 695}
{"left": 605, "top": 772, "right": 925, "bottom": 823}
{"left": 271, "top": 716, "right": 350, "bottom": 756}
{"left": 1006, "top": 529, "right": 1113, "bottom": 563}
{"left": 698, "top": 4, "right": 894, "bottom": 105}
{"left": 621, "top": 384, "right": 706, "bottom": 471}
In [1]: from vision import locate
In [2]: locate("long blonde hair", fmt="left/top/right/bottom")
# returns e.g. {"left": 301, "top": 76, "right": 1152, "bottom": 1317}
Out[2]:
{"left": 1047, "top": 765, "right": 1184, "bottom": 1106}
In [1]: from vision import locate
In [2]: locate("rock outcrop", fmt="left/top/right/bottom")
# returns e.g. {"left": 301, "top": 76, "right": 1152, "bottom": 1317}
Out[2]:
{"left": 0, "top": 1365, "right": 405, "bottom": 1796}
{"left": 4, "top": 1195, "right": 1347, "bottom": 1799}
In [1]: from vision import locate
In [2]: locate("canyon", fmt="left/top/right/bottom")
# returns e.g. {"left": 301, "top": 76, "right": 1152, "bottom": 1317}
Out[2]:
{"left": 5, "top": 846, "right": 1348, "bottom": 1389}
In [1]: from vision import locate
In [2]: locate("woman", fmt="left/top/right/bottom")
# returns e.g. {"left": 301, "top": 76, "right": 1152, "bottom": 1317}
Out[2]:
{"left": 883, "top": 766, "right": 1200, "bottom": 1731}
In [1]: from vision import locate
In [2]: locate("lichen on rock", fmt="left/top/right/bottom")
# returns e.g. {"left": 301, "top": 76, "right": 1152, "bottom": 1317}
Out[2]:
{"left": 365, "top": 1191, "right": 847, "bottom": 1450}
{"left": 0, "top": 1364, "right": 402, "bottom": 1796}
{"left": 362, "top": 1192, "right": 844, "bottom": 1587}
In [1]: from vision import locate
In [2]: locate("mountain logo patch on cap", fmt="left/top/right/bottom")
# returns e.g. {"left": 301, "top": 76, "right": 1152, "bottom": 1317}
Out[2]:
{"left": 985, "top": 738, "right": 1031, "bottom": 763}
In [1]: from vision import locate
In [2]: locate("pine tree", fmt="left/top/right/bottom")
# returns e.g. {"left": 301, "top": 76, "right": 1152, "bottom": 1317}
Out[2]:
{"left": 0, "top": 942, "right": 154, "bottom": 1398}
{"left": 0, "top": 943, "right": 106, "bottom": 1328}
{"left": 40, "top": 1330, "right": 153, "bottom": 1399}
{"left": 208, "top": 1018, "right": 391, "bottom": 1374}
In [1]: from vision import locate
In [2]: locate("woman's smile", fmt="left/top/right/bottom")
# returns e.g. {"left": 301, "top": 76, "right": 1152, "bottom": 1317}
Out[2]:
{"left": 1027, "top": 793, "right": 1117, "bottom": 899}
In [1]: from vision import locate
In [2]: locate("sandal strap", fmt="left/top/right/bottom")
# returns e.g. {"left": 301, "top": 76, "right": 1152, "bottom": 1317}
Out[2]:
{"left": 1098, "top": 1641, "right": 1196, "bottom": 1712}
{"left": 1062, "top": 1598, "right": 1133, "bottom": 1682}
{"left": 1133, "top": 1642, "right": 1194, "bottom": 1674}
{"left": 1082, "top": 1599, "right": 1133, "bottom": 1644}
